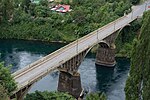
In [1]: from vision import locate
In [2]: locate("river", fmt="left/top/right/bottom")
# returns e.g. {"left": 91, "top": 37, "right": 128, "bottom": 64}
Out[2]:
{"left": 0, "top": 39, "right": 130, "bottom": 100}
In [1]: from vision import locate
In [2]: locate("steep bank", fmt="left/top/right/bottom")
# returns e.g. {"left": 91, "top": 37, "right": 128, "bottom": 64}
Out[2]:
{"left": 125, "top": 10, "right": 150, "bottom": 100}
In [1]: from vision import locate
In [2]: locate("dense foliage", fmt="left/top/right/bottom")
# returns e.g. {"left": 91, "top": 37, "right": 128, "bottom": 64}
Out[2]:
{"left": 125, "top": 10, "right": 150, "bottom": 100}
{"left": 130, "top": 0, "right": 140, "bottom": 5}
{"left": 25, "top": 91, "right": 76, "bottom": 100}
{"left": 86, "top": 92, "right": 106, "bottom": 100}
{"left": 25, "top": 91, "right": 107, "bottom": 100}
{"left": 0, "top": 84, "right": 9, "bottom": 100}
{"left": 0, "top": 62, "right": 17, "bottom": 96}
{"left": 0, "top": 0, "right": 132, "bottom": 42}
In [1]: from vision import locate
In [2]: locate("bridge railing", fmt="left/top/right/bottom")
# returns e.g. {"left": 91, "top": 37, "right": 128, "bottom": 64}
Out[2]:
{"left": 12, "top": 3, "right": 144, "bottom": 80}
{"left": 12, "top": 14, "right": 131, "bottom": 79}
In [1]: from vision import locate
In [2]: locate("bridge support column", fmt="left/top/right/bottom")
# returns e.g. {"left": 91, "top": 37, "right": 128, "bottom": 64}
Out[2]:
{"left": 57, "top": 50, "right": 89, "bottom": 98}
{"left": 96, "top": 44, "right": 116, "bottom": 67}
{"left": 96, "top": 32, "right": 118, "bottom": 67}
{"left": 58, "top": 71, "right": 82, "bottom": 98}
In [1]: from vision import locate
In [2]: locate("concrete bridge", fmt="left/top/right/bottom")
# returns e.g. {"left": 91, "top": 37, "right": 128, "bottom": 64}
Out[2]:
{"left": 10, "top": 1, "right": 150, "bottom": 100}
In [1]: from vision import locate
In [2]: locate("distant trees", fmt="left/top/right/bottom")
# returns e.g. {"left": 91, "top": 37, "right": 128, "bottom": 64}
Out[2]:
{"left": 21, "top": 0, "right": 31, "bottom": 13}
{"left": 0, "top": 0, "right": 135, "bottom": 42}
{"left": 125, "top": 10, "right": 150, "bottom": 100}
{"left": 0, "top": 0, "right": 14, "bottom": 23}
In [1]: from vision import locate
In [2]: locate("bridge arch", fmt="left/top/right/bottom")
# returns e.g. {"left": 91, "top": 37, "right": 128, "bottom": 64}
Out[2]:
{"left": 118, "top": 24, "right": 131, "bottom": 34}
{"left": 98, "top": 40, "right": 110, "bottom": 48}
{"left": 116, "top": 24, "right": 131, "bottom": 43}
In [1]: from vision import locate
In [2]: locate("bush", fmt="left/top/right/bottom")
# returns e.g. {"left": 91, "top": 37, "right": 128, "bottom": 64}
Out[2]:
{"left": 24, "top": 91, "right": 75, "bottom": 100}
{"left": 86, "top": 92, "right": 107, "bottom": 100}
{"left": 0, "top": 62, "right": 17, "bottom": 96}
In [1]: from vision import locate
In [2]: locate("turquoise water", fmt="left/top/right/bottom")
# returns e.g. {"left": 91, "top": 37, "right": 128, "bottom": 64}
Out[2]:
{"left": 0, "top": 39, "right": 130, "bottom": 100}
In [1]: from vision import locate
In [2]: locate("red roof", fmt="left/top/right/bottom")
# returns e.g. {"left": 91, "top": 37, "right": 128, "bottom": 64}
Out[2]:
{"left": 51, "top": 4, "right": 71, "bottom": 13}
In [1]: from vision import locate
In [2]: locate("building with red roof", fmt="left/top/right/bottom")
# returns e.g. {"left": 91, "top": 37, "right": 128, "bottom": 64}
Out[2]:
{"left": 51, "top": 4, "right": 72, "bottom": 13}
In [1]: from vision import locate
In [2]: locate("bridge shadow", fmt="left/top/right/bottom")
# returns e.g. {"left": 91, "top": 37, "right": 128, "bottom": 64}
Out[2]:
{"left": 95, "top": 65, "right": 115, "bottom": 92}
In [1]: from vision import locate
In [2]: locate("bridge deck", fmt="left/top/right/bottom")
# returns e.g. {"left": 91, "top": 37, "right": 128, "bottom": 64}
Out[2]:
{"left": 12, "top": 2, "right": 149, "bottom": 93}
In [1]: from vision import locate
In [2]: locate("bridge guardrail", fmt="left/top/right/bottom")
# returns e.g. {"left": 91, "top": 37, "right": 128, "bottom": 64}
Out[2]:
{"left": 12, "top": 15, "right": 129, "bottom": 78}
{"left": 13, "top": 8, "right": 138, "bottom": 82}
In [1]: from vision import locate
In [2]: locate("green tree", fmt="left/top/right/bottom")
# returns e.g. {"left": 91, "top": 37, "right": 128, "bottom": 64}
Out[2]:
{"left": 125, "top": 10, "right": 150, "bottom": 100}
{"left": 24, "top": 91, "right": 76, "bottom": 100}
{"left": 0, "top": 0, "right": 14, "bottom": 23}
{"left": 0, "top": 62, "right": 17, "bottom": 96}
{"left": 0, "top": 84, "right": 9, "bottom": 100}
{"left": 21, "top": 0, "right": 31, "bottom": 13}
{"left": 39, "top": 0, "right": 48, "bottom": 7}
{"left": 131, "top": 0, "right": 140, "bottom": 5}
{"left": 86, "top": 92, "right": 107, "bottom": 100}
{"left": 34, "top": 5, "right": 50, "bottom": 17}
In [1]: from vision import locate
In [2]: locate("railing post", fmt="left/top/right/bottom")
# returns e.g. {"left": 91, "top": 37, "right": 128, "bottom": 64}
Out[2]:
{"left": 145, "top": 2, "right": 147, "bottom": 11}
{"left": 97, "top": 30, "right": 99, "bottom": 42}
{"left": 76, "top": 33, "right": 79, "bottom": 54}
{"left": 131, "top": 9, "right": 133, "bottom": 20}
{"left": 114, "top": 21, "right": 116, "bottom": 31}
{"left": 75, "top": 30, "right": 79, "bottom": 54}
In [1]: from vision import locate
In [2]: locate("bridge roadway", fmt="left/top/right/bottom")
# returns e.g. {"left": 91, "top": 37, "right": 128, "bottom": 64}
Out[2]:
{"left": 12, "top": 1, "right": 150, "bottom": 94}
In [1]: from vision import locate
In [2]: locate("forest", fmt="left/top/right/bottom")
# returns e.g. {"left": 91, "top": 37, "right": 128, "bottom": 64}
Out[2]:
{"left": 125, "top": 10, "right": 150, "bottom": 100}
{"left": 0, "top": 0, "right": 137, "bottom": 42}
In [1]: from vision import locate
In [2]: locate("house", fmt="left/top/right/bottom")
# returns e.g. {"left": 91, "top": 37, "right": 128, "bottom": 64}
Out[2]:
{"left": 51, "top": 4, "right": 72, "bottom": 13}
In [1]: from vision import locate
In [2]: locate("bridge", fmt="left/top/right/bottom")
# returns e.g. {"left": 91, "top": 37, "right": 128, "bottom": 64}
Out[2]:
{"left": 11, "top": 1, "right": 150, "bottom": 100}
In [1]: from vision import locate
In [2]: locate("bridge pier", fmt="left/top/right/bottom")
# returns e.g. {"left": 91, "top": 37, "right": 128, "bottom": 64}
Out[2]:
{"left": 95, "top": 43, "right": 116, "bottom": 67}
{"left": 96, "top": 32, "right": 118, "bottom": 67}
{"left": 58, "top": 71, "right": 82, "bottom": 98}
{"left": 57, "top": 49, "right": 89, "bottom": 98}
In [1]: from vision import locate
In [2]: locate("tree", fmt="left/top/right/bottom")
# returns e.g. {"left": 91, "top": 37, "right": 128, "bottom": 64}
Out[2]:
{"left": 21, "top": 0, "right": 31, "bottom": 13}
{"left": 71, "top": 7, "right": 87, "bottom": 26}
{"left": 24, "top": 91, "right": 76, "bottom": 100}
{"left": 125, "top": 10, "right": 150, "bottom": 100}
{"left": 0, "top": 84, "right": 9, "bottom": 100}
{"left": 131, "top": 0, "right": 140, "bottom": 5}
{"left": 86, "top": 92, "right": 107, "bottom": 100}
{"left": 0, "top": 0, "right": 14, "bottom": 23}
{"left": 39, "top": 0, "right": 48, "bottom": 7}
{"left": 0, "top": 62, "right": 17, "bottom": 96}
{"left": 34, "top": 5, "right": 50, "bottom": 17}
